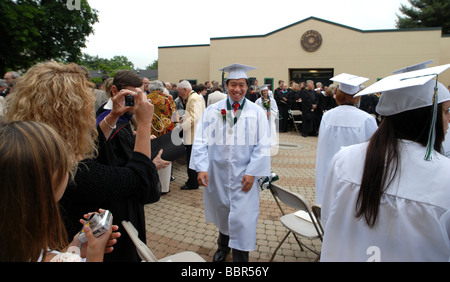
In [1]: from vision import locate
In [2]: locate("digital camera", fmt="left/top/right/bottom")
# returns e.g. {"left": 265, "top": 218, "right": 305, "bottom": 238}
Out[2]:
{"left": 78, "top": 210, "right": 113, "bottom": 243}
{"left": 125, "top": 93, "right": 135, "bottom": 106}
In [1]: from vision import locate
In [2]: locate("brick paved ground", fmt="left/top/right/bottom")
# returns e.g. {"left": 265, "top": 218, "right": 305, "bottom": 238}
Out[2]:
{"left": 144, "top": 131, "right": 321, "bottom": 262}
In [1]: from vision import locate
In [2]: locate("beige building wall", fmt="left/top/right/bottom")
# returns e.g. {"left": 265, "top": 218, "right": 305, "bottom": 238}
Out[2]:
{"left": 158, "top": 44, "right": 210, "bottom": 85}
{"left": 159, "top": 17, "right": 450, "bottom": 88}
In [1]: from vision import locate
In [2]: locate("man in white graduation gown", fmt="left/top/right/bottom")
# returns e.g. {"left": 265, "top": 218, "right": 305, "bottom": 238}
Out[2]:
{"left": 190, "top": 64, "right": 271, "bottom": 262}
{"left": 315, "top": 73, "right": 378, "bottom": 205}
{"left": 321, "top": 64, "right": 450, "bottom": 262}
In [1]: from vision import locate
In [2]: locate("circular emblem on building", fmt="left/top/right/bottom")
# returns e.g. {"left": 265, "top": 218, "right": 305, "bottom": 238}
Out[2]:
{"left": 301, "top": 30, "right": 322, "bottom": 52}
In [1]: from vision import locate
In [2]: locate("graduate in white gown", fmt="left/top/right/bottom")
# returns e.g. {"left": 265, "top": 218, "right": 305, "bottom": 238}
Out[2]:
{"left": 321, "top": 63, "right": 450, "bottom": 262}
{"left": 189, "top": 64, "right": 271, "bottom": 262}
{"left": 255, "top": 85, "right": 279, "bottom": 156}
{"left": 315, "top": 73, "right": 378, "bottom": 205}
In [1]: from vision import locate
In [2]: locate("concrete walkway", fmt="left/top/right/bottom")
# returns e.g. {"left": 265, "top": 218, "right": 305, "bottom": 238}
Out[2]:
{"left": 144, "top": 131, "right": 321, "bottom": 262}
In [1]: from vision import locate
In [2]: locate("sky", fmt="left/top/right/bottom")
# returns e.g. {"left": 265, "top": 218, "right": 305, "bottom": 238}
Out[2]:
{"left": 81, "top": 0, "right": 410, "bottom": 69}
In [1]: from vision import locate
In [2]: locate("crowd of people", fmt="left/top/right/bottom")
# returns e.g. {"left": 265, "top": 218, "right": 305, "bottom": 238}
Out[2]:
{"left": 1, "top": 59, "right": 450, "bottom": 262}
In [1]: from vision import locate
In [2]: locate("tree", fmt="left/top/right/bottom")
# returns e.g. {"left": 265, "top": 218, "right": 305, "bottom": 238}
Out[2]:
{"left": 396, "top": 0, "right": 450, "bottom": 35}
{"left": 0, "top": 0, "right": 98, "bottom": 74}
{"left": 79, "top": 53, "right": 135, "bottom": 77}
{"left": 108, "top": 56, "right": 135, "bottom": 71}
{"left": 146, "top": 59, "right": 158, "bottom": 70}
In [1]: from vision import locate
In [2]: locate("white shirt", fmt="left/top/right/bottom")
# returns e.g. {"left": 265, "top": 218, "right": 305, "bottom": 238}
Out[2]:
{"left": 321, "top": 141, "right": 450, "bottom": 262}
{"left": 189, "top": 98, "right": 271, "bottom": 251}
{"left": 315, "top": 105, "right": 378, "bottom": 204}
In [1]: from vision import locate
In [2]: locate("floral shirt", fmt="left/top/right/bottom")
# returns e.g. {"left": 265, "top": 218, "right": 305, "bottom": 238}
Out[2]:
{"left": 147, "top": 90, "right": 177, "bottom": 137}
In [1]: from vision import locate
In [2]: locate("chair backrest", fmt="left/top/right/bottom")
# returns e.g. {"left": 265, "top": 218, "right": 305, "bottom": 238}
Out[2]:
{"left": 269, "top": 183, "right": 309, "bottom": 212}
{"left": 269, "top": 183, "right": 323, "bottom": 239}
{"left": 290, "top": 110, "right": 302, "bottom": 116}
{"left": 121, "top": 220, "right": 158, "bottom": 262}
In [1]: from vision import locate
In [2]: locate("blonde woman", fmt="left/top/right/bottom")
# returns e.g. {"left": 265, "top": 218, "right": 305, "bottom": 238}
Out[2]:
{"left": 6, "top": 61, "right": 98, "bottom": 176}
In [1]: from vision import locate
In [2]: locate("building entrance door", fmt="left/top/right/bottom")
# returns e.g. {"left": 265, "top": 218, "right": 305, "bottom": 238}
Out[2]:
{"left": 289, "top": 68, "right": 334, "bottom": 87}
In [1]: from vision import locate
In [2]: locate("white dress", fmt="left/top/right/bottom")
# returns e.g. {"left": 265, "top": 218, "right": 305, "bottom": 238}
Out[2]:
{"left": 321, "top": 141, "right": 450, "bottom": 262}
{"left": 190, "top": 97, "right": 271, "bottom": 251}
{"left": 37, "top": 247, "right": 84, "bottom": 262}
{"left": 255, "top": 96, "right": 279, "bottom": 152}
{"left": 315, "top": 105, "right": 378, "bottom": 205}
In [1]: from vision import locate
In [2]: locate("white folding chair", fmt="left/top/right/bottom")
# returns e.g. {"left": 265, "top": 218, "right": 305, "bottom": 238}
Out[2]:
{"left": 268, "top": 183, "right": 323, "bottom": 261}
{"left": 311, "top": 204, "right": 324, "bottom": 235}
{"left": 311, "top": 204, "right": 324, "bottom": 261}
{"left": 121, "top": 220, "right": 206, "bottom": 262}
{"left": 288, "top": 110, "right": 303, "bottom": 134}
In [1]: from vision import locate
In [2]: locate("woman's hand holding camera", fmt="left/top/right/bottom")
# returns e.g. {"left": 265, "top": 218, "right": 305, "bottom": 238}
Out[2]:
{"left": 71, "top": 209, "right": 121, "bottom": 262}
{"left": 133, "top": 89, "right": 154, "bottom": 159}
{"left": 133, "top": 88, "right": 154, "bottom": 126}
{"left": 100, "top": 89, "right": 140, "bottom": 139}
{"left": 111, "top": 89, "right": 138, "bottom": 117}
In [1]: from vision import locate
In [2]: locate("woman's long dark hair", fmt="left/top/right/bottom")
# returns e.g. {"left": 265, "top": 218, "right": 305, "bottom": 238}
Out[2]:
{"left": 356, "top": 104, "right": 445, "bottom": 227}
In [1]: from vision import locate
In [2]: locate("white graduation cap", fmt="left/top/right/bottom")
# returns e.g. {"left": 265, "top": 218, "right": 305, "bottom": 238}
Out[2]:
{"left": 392, "top": 60, "right": 434, "bottom": 74}
{"left": 355, "top": 64, "right": 450, "bottom": 115}
{"left": 219, "top": 63, "right": 257, "bottom": 80}
{"left": 260, "top": 84, "right": 270, "bottom": 91}
{"left": 355, "top": 63, "right": 450, "bottom": 160}
{"left": 330, "top": 73, "right": 369, "bottom": 95}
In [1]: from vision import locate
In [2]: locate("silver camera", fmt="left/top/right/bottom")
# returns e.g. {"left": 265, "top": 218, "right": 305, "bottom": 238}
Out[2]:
{"left": 78, "top": 210, "right": 113, "bottom": 243}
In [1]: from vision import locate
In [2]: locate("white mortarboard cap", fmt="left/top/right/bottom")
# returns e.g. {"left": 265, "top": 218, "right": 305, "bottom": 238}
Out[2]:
{"left": 355, "top": 64, "right": 450, "bottom": 116}
{"left": 219, "top": 63, "right": 256, "bottom": 80}
{"left": 355, "top": 63, "right": 450, "bottom": 160}
{"left": 260, "top": 84, "right": 270, "bottom": 91}
{"left": 330, "top": 73, "right": 369, "bottom": 95}
{"left": 392, "top": 60, "right": 434, "bottom": 74}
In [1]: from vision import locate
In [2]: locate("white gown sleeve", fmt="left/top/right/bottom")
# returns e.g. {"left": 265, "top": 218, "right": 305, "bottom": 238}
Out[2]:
{"left": 189, "top": 109, "right": 211, "bottom": 172}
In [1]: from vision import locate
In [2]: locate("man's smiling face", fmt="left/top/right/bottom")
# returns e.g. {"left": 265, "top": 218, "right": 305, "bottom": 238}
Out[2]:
{"left": 226, "top": 78, "right": 248, "bottom": 102}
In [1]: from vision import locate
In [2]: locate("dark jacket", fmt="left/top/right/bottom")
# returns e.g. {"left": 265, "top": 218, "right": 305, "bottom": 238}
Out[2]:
{"left": 60, "top": 116, "right": 161, "bottom": 262}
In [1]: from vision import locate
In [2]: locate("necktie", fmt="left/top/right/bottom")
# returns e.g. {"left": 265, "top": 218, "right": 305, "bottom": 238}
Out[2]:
{"left": 233, "top": 102, "right": 240, "bottom": 114}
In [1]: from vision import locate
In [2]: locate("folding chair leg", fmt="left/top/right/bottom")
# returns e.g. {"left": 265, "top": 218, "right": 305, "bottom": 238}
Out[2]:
{"left": 291, "top": 233, "right": 304, "bottom": 251}
{"left": 314, "top": 252, "right": 321, "bottom": 262}
{"left": 292, "top": 233, "right": 320, "bottom": 256}
{"left": 291, "top": 232, "right": 322, "bottom": 256}
{"left": 269, "top": 231, "right": 290, "bottom": 262}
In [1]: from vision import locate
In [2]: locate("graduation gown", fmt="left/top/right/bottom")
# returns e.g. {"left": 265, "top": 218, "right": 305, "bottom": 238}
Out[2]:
{"left": 299, "top": 89, "right": 317, "bottom": 135}
{"left": 321, "top": 141, "right": 450, "bottom": 262}
{"left": 255, "top": 96, "right": 279, "bottom": 152}
{"left": 441, "top": 131, "right": 450, "bottom": 157}
{"left": 274, "top": 90, "right": 289, "bottom": 132}
{"left": 71, "top": 109, "right": 161, "bottom": 262}
{"left": 190, "top": 98, "right": 271, "bottom": 251}
{"left": 315, "top": 105, "right": 378, "bottom": 204}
